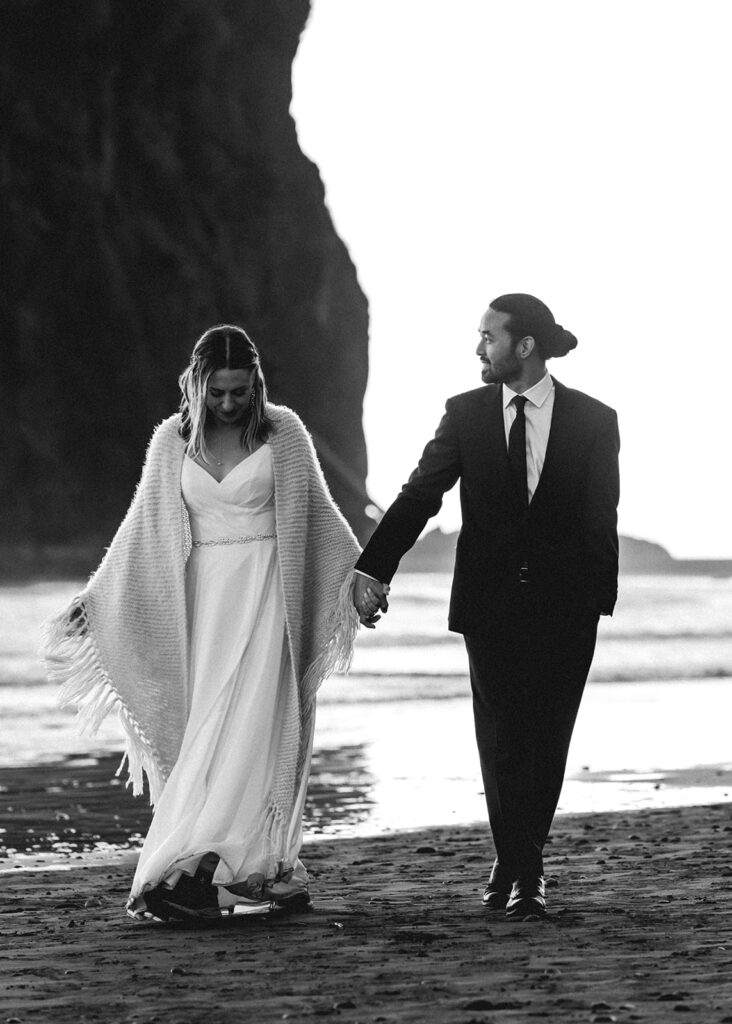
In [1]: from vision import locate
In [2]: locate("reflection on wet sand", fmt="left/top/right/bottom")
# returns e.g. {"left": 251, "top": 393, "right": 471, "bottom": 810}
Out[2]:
{"left": 0, "top": 755, "right": 149, "bottom": 860}
{"left": 306, "top": 744, "right": 376, "bottom": 834}
{"left": 0, "top": 744, "right": 377, "bottom": 860}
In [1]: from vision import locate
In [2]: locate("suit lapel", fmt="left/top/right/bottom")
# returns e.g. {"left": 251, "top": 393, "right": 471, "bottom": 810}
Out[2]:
{"left": 481, "top": 383, "right": 510, "bottom": 466}
{"left": 477, "top": 384, "right": 517, "bottom": 504}
{"left": 530, "top": 377, "right": 574, "bottom": 508}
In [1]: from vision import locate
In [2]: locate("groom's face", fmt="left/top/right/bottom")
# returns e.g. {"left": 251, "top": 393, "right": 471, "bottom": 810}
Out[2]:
{"left": 476, "top": 308, "right": 522, "bottom": 385}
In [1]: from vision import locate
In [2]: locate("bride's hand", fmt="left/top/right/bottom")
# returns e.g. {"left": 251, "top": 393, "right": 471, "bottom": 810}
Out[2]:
{"left": 353, "top": 575, "right": 389, "bottom": 628}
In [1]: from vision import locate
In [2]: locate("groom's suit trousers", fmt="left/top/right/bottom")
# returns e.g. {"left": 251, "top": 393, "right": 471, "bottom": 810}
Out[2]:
{"left": 464, "top": 586, "right": 599, "bottom": 878}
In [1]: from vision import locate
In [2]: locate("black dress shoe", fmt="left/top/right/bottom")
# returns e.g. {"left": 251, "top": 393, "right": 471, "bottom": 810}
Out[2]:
{"left": 481, "top": 860, "right": 514, "bottom": 910}
{"left": 505, "top": 875, "right": 546, "bottom": 921}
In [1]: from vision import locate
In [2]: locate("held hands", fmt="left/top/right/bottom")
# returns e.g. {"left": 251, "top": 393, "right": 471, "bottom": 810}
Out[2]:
{"left": 353, "top": 574, "right": 390, "bottom": 629}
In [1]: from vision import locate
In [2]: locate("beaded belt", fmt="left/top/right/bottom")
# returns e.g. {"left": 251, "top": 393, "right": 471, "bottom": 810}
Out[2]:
{"left": 192, "top": 532, "right": 276, "bottom": 548}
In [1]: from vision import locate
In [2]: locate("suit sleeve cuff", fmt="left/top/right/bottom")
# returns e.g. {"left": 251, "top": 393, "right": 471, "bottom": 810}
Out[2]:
{"left": 354, "top": 569, "right": 381, "bottom": 583}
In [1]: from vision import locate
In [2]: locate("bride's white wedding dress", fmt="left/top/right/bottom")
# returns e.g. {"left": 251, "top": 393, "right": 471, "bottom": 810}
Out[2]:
{"left": 127, "top": 444, "right": 310, "bottom": 917}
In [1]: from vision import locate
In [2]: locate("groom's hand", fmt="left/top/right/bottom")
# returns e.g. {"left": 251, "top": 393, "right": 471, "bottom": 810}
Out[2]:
{"left": 353, "top": 574, "right": 389, "bottom": 628}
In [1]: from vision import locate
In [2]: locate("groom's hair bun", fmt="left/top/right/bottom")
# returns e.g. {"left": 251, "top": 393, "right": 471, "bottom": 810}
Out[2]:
{"left": 547, "top": 323, "right": 578, "bottom": 358}
{"left": 489, "top": 293, "right": 578, "bottom": 360}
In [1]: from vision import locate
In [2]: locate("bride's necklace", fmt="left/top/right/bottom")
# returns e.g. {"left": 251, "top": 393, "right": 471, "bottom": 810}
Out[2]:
{"left": 211, "top": 429, "right": 243, "bottom": 466}
{"left": 214, "top": 437, "right": 230, "bottom": 467}
{"left": 210, "top": 431, "right": 227, "bottom": 467}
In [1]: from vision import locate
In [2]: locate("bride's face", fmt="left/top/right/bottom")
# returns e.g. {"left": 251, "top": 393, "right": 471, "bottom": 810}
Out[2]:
{"left": 205, "top": 368, "right": 255, "bottom": 426}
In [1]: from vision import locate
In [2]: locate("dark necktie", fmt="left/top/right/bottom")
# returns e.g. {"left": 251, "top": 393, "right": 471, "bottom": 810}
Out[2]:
{"left": 507, "top": 395, "right": 529, "bottom": 509}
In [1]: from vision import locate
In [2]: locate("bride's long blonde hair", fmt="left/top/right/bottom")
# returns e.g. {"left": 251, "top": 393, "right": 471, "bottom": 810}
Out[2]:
{"left": 178, "top": 324, "right": 273, "bottom": 462}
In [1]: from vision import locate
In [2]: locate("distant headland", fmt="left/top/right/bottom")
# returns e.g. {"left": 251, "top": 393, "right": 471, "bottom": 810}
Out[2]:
{"left": 1, "top": 532, "right": 730, "bottom": 583}
{"left": 398, "top": 530, "right": 732, "bottom": 577}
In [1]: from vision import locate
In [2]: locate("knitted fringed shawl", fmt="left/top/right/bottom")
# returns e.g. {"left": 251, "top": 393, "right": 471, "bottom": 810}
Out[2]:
{"left": 42, "top": 406, "right": 361, "bottom": 804}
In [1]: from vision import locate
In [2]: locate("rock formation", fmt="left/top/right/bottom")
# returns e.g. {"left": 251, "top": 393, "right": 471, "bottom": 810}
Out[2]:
{"left": 0, "top": 0, "right": 371, "bottom": 561}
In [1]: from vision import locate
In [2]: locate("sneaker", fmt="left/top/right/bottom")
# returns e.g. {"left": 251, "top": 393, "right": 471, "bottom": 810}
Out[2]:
{"left": 269, "top": 889, "right": 313, "bottom": 914}
{"left": 158, "top": 872, "right": 222, "bottom": 921}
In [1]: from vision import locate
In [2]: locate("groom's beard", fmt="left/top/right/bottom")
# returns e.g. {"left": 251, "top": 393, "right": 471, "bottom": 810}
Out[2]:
{"left": 480, "top": 352, "right": 522, "bottom": 385}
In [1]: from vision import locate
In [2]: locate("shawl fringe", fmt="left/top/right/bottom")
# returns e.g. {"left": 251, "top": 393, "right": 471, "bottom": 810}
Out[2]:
{"left": 42, "top": 600, "right": 166, "bottom": 803}
{"left": 296, "top": 571, "right": 359, "bottom": 787}
{"left": 300, "top": 571, "right": 359, "bottom": 701}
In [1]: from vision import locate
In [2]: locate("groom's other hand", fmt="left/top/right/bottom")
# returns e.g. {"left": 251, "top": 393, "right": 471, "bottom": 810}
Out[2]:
{"left": 353, "top": 574, "right": 389, "bottom": 628}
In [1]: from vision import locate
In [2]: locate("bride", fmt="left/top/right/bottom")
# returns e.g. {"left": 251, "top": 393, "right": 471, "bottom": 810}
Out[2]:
{"left": 44, "top": 325, "right": 360, "bottom": 921}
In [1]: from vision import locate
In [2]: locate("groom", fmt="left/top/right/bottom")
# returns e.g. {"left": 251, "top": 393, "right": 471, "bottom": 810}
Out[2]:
{"left": 354, "top": 293, "right": 620, "bottom": 921}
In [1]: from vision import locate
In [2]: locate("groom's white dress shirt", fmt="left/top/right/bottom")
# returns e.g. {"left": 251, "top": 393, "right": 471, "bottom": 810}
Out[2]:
{"left": 502, "top": 371, "right": 555, "bottom": 503}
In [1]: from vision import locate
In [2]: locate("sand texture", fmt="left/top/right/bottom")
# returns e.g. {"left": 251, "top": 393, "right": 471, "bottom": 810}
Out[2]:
{"left": 1, "top": 760, "right": 732, "bottom": 1023}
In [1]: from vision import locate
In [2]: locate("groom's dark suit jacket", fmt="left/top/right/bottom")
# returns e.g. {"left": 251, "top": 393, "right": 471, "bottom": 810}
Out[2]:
{"left": 356, "top": 378, "right": 620, "bottom": 635}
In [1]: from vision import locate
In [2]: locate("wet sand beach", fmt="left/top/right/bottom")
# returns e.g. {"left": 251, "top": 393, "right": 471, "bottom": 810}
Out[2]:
{"left": 3, "top": 577, "right": 732, "bottom": 1021}
{"left": 2, "top": 759, "right": 732, "bottom": 1024}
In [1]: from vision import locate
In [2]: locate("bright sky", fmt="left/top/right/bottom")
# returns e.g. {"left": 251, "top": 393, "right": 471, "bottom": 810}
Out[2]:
{"left": 292, "top": 0, "right": 732, "bottom": 558}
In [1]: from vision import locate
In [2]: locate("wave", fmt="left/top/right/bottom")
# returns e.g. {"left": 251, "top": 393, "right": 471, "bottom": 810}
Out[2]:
{"left": 317, "top": 671, "right": 732, "bottom": 704}
{"left": 3, "top": 663, "right": 732, "bottom": 694}
{"left": 361, "top": 630, "right": 732, "bottom": 646}
{"left": 343, "top": 665, "right": 732, "bottom": 684}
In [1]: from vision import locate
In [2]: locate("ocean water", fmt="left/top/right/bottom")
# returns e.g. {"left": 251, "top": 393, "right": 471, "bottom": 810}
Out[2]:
{"left": 345, "top": 571, "right": 732, "bottom": 688}
{"left": 1, "top": 574, "right": 731, "bottom": 831}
